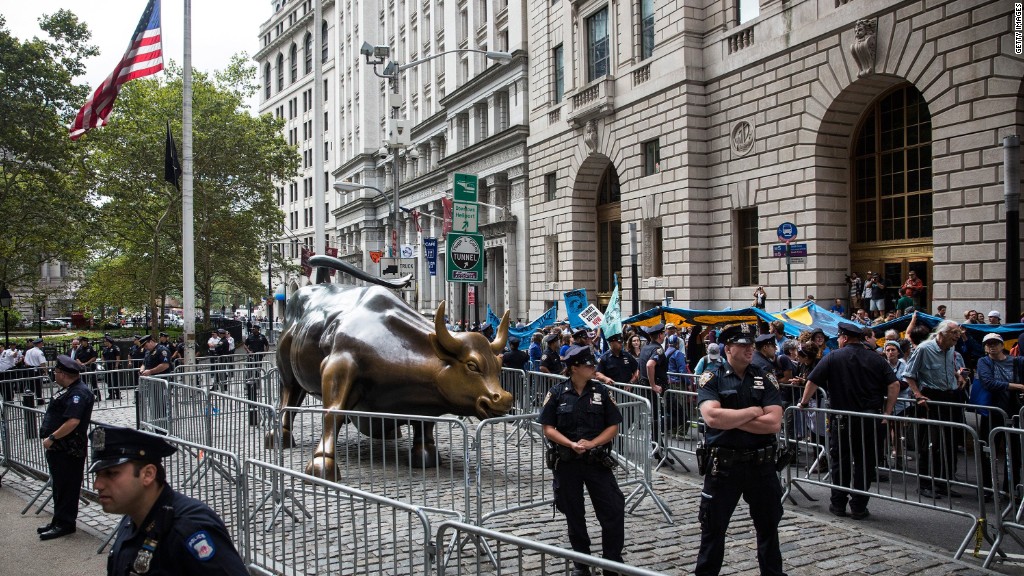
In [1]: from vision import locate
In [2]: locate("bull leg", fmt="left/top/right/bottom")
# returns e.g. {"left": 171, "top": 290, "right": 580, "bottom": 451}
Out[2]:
{"left": 266, "top": 329, "right": 307, "bottom": 450}
{"left": 306, "top": 354, "right": 355, "bottom": 481}
{"left": 410, "top": 421, "right": 440, "bottom": 468}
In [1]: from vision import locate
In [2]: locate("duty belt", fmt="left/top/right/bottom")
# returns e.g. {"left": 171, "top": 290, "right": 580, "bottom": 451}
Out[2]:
{"left": 710, "top": 444, "right": 777, "bottom": 464}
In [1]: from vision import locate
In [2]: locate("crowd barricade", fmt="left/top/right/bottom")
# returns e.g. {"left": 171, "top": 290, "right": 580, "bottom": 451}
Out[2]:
{"left": 662, "top": 373, "right": 701, "bottom": 471}
{"left": 0, "top": 401, "right": 48, "bottom": 479}
{"left": 244, "top": 458, "right": 433, "bottom": 576}
{"left": 782, "top": 405, "right": 988, "bottom": 560}
{"left": 89, "top": 360, "right": 142, "bottom": 411}
{"left": 527, "top": 371, "right": 672, "bottom": 523}
{"left": 777, "top": 382, "right": 829, "bottom": 487}
{"left": 436, "top": 520, "right": 671, "bottom": 576}
{"left": 138, "top": 376, "right": 172, "bottom": 433}
{"left": 473, "top": 413, "right": 552, "bottom": 527}
{"left": 983, "top": 426, "right": 1024, "bottom": 569}
{"left": 208, "top": 390, "right": 279, "bottom": 464}
{"left": 274, "top": 407, "right": 472, "bottom": 521}
{"left": 0, "top": 372, "right": 49, "bottom": 403}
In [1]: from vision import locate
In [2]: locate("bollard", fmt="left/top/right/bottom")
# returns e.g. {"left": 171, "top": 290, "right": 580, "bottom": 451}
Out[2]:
{"left": 246, "top": 378, "right": 259, "bottom": 426}
{"left": 22, "top": 391, "right": 38, "bottom": 439}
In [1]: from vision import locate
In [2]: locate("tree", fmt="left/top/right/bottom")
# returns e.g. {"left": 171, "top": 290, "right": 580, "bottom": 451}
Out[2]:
{"left": 0, "top": 12, "right": 98, "bottom": 294}
{"left": 81, "top": 56, "right": 299, "bottom": 329}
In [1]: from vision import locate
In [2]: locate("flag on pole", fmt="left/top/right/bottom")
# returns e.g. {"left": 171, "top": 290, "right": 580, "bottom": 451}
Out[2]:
{"left": 600, "top": 277, "right": 622, "bottom": 339}
{"left": 164, "top": 120, "right": 182, "bottom": 190}
{"left": 69, "top": 0, "right": 164, "bottom": 140}
{"left": 400, "top": 206, "right": 423, "bottom": 233}
{"left": 441, "top": 197, "right": 453, "bottom": 236}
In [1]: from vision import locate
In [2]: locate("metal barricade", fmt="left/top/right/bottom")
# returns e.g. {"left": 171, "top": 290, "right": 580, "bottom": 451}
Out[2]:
{"left": 473, "top": 413, "right": 552, "bottom": 527}
{"left": 244, "top": 459, "right": 433, "bottom": 576}
{"left": 984, "top": 426, "right": 1024, "bottom": 569}
{"left": 783, "top": 405, "right": 989, "bottom": 560}
{"left": 436, "top": 520, "right": 671, "bottom": 576}
{"left": 207, "top": 390, "right": 278, "bottom": 463}
{"left": 275, "top": 407, "right": 472, "bottom": 520}
{"left": 138, "top": 376, "right": 171, "bottom": 433}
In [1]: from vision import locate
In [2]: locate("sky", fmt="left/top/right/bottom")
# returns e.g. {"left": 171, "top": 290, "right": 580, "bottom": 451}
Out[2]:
{"left": 3, "top": 0, "right": 271, "bottom": 112}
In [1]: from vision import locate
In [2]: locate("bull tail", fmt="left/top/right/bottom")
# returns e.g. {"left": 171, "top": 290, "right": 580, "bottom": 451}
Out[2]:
{"left": 308, "top": 255, "right": 413, "bottom": 289}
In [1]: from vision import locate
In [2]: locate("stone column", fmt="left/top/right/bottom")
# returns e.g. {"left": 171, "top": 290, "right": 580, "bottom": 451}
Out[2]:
{"left": 429, "top": 139, "right": 440, "bottom": 170}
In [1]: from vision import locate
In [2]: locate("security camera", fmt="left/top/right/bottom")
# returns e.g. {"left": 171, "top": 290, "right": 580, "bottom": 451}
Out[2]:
{"left": 373, "top": 45, "right": 391, "bottom": 60}
{"left": 377, "top": 146, "right": 390, "bottom": 159}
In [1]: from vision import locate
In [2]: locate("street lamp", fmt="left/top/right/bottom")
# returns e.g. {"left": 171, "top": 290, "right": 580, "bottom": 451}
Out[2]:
{"left": 360, "top": 44, "right": 512, "bottom": 264}
{"left": 0, "top": 286, "right": 11, "bottom": 347}
{"left": 334, "top": 181, "right": 395, "bottom": 253}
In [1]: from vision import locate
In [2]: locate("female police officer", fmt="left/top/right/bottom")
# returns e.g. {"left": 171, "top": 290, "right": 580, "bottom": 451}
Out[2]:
{"left": 538, "top": 345, "right": 625, "bottom": 576}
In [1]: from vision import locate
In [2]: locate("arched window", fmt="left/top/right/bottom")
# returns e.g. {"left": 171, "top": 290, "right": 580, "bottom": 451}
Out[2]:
{"left": 289, "top": 43, "right": 298, "bottom": 83}
{"left": 263, "top": 64, "right": 271, "bottom": 99}
{"left": 304, "top": 32, "right": 313, "bottom": 74}
{"left": 276, "top": 53, "right": 284, "bottom": 92}
{"left": 852, "top": 85, "right": 933, "bottom": 243}
{"left": 596, "top": 164, "right": 621, "bottom": 295}
{"left": 321, "top": 21, "right": 329, "bottom": 63}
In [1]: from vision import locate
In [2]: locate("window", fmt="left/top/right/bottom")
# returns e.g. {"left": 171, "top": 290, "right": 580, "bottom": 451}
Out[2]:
{"left": 264, "top": 64, "right": 271, "bottom": 99}
{"left": 304, "top": 32, "right": 313, "bottom": 74}
{"left": 640, "top": 0, "right": 655, "bottom": 59}
{"left": 544, "top": 172, "right": 557, "bottom": 201}
{"left": 651, "top": 225, "right": 663, "bottom": 277}
{"left": 553, "top": 45, "right": 564, "bottom": 103}
{"left": 642, "top": 139, "right": 660, "bottom": 175}
{"left": 276, "top": 53, "right": 284, "bottom": 92}
{"left": 321, "top": 21, "right": 329, "bottom": 63}
{"left": 289, "top": 43, "right": 298, "bottom": 83}
{"left": 736, "top": 208, "right": 758, "bottom": 286}
{"left": 545, "top": 236, "right": 559, "bottom": 281}
{"left": 853, "top": 85, "right": 933, "bottom": 243}
{"left": 737, "top": 0, "right": 759, "bottom": 25}
{"left": 587, "top": 8, "right": 610, "bottom": 82}
{"left": 596, "top": 164, "right": 621, "bottom": 294}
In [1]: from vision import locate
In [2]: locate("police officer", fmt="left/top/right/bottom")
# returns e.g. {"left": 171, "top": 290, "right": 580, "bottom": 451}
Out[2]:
{"left": 796, "top": 321, "right": 899, "bottom": 519}
{"left": 77, "top": 336, "right": 100, "bottom": 401}
{"left": 595, "top": 334, "right": 639, "bottom": 385}
{"left": 751, "top": 334, "right": 779, "bottom": 376}
{"left": 213, "top": 328, "right": 231, "bottom": 391}
{"left": 128, "top": 335, "right": 145, "bottom": 388}
{"left": 139, "top": 335, "right": 171, "bottom": 378}
{"left": 695, "top": 324, "right": 786, "bottom": 576}
{"left": 538, "top": 345, "right": 625, "bottom": 576}
{"left": 89, "top": 426, "right": 248, "bottom": 575}
{"left": 637, "top": 323, "right": 672, "bottom": 464}
{"left": 501, "top": 336, "right": 530, "bottom": 371}
{"left": 540, "top": 333, "right": 564, "bottom": 374}
{"left": 100, "top": 335, "right": 123, "bottom": 400}
{"left": 38, "top": 355, "right": 95, "bottom": 540}
{"left": 243, "top": 324, "right": 270, "bottom": 355}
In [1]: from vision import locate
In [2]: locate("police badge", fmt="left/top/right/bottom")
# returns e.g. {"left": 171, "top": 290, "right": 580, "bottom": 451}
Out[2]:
{"left": 91, "top": 427, "right": 106, "bottom": 451}
{"left": 766, "top": 373, "right": 780, "bottom": 389}
{"left": 133, "top": 549, "right": 153, "bottom": 574}
{"left": 698, "top": 372, "right": 714, "bottom": 388}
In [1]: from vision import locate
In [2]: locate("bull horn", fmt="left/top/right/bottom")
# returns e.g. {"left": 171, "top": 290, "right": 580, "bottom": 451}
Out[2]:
{"left": 490, "top": 310, "right": 511, "bottom": 354}
{"left": 434, "top": 301, "right": 460, "bottom": 355}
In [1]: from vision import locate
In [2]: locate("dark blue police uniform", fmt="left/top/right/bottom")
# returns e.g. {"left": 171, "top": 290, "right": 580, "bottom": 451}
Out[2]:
{"left": 39, "top": 356, "right": 94, "bottom": 536}
{"left": 695, "top": 325, "right": 786, "bottom": 576}
{"left": 540, "top": 336, "right": 564, "bottom": 374}
{"left": 637, "top": 324, "right": 669, "bottom": 452}
{"left": 101, "top": 340, "right": 123, "bottom": 399}
{"left": 538, "top": 346, "right": 625, "bottom": 575}
{"left": 78, "top": 341, "right": 100, "bottom": 400}
{"left": 596, "top": 342, "right": 638, "bottom": 385}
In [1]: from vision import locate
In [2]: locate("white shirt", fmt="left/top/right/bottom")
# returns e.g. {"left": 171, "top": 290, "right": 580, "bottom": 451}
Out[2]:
{"left": 24, "top": 346, "right": 46, "bottom": 367}
{"left": 208, "top": 336, "right": 220, "bottom": 350}
{"left": 227, "top": 336, "right": 235, "bottom": 352}
{"left": 0, "top": 350, "right": 14, "bottom": 371}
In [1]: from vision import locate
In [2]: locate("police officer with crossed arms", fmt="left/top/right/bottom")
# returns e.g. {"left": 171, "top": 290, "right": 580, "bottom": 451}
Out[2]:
{"left": 90, "top": 425, "right": 247, "bottom": 575}
{"left": 538, "top": 345, "right": 625, "bottom": 576}
{"left": 695, "top": 324, "right": 787, "bottom": 576}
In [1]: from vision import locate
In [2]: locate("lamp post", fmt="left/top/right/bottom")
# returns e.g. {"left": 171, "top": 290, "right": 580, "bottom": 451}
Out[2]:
{"left": 334, "top": 181, "right": 394, "bottom": 254}
{"left": 360, "top": 44, "right": 512, "bottom": 262}
{"left": 0, "top": 287, "right": 11, "bottom": 347}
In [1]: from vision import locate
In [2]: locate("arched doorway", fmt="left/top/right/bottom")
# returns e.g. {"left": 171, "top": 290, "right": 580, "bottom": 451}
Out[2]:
{"left": 596, "top": 163, "right": 621, "bottom": 307}
{"left": 850, "top": 84, "right": 934, "bottom": 313}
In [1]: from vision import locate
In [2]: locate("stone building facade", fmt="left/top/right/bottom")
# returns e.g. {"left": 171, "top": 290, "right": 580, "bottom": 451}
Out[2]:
{"left": 527, "top": 0, "right": 1024, "bottom": 319}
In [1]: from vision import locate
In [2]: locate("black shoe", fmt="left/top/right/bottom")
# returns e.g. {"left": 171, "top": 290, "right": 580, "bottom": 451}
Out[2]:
{"left": 828, "top": 504, "right": 847, "bottom": 517}
{"left": 850, "top": 509, "right": 871, "bottom": 520}
{"left": 936, "top": 487, "right": 963, "bottom": 498}
{"left": 36, "top": 523, "right": 53, "bottom": 534}
{"left": 39, "top": 525, "right": 75, "bottom": 541}
{"left": 918, "top": 488, "right": 943, "bottom": 499}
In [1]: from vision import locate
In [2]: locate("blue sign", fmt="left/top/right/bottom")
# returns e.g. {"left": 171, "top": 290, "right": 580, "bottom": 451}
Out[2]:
{"left": 777, "top": 222, "right": 798, "bottom": 242}
{"left": 423, "top": 237, "right": 437, "bottom": 276}
{"left": 772, "top": 243, "right": 807, "bottom": 258}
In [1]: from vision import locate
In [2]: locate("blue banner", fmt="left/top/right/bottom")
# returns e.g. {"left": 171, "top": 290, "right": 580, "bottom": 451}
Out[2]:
{"left": 423, "top": 237, "right": 437, "bottom": 276}
{"left": 488, "top": 304, "right": 559, "bottom": 350}
{"left": 600, "top": 280, "right": 622, "bottom": 338}
{"left": 563, "top": 289, "right": 589, "bottom": 330}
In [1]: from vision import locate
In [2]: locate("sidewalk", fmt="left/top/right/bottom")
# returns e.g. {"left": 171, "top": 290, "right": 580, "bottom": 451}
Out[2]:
{"left": 0, "top": 484, "right": 107, "bottom": 575}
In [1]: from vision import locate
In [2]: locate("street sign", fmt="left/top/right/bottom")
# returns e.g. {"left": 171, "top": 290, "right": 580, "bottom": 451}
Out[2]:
{"left": 380, "top": 257, "right": 415, "bottom": 279}
{"left": 772, "top": 243, "right": 807, "bottom": 258}
{"left": 446, "top": 232, "right": 484, "bottom": 282}
{"left": 452, "top": 201, "right": 479, "bottom": 233}
{"left": 777, "top": 222, "right": 798, "bottom": 243}
{"left": 423, "top": 237, "right": 438, "bottom": 276}
{"left": 453, "top": 173, "right": 479, "bottom": 203}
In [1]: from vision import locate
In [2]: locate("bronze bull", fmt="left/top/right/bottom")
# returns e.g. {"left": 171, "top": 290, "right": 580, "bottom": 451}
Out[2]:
{"left": 269, "top": 257, "right": 513, "bottom": 480}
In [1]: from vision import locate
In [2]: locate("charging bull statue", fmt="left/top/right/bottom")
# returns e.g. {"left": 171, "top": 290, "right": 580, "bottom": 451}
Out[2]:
{"left": 269, "top": 255, "right": 513, "bottom": 480}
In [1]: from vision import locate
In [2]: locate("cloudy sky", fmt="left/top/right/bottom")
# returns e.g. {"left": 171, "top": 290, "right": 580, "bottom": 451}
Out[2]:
{"left": 4, "top": 0, "right": 271, "bottom": 112}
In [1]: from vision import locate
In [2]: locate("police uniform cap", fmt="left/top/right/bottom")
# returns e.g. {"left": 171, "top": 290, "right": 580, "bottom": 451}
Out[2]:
{"left": 252, "top": 324, "right": 261, "bottom": 330}
{"left": 217, "top": 328, "right": 227, "bottom": 334}
{"left": 88, "top": 426, "right": 177, "bottom": 473}
{"left": 508, "top": 335, "right": 521, "bottom": 346}
{"left": 755, "top": 333, "right": 776, "bottom": 347}
{"left": 132, "top": 334, "right": 141, "bottom": 341}
{"left": 543, "top": 333, "right": 559, "bottom": 344}
{"left": 606, "top": 333, "right": 623, "bottom": 342}
{"left": 32, "top": 337, "right": 43, "bottom": 345}
{"left": 562, "top": 345, "right": 596, "bottom": 367}
{"left": 159, "top": 332, "right": 168, "bottom": 337}
{"left": 644, "top": 323, "right": 665, "bottom": 337}
{"left": 719, "top": 324, "right": 756, "bottom": 345}
{"left": 104, "top": 335, "right": 114, "bottom": 343}
{"left": 138, "top": 335, "right": 153, "bottom": 344}
{"left": 54, "top": 355, "right": 82, "bottom": 374}
{"left": 836, "top": 321, "right": 864, "bottom": 338}
{"left": 572, "top": 328, "right": 589, "bottom": 340}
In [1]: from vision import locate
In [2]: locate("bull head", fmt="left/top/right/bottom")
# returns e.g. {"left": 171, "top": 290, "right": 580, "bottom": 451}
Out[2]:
{"left": 433, "top": 302, "right": 510, "bottom": 355}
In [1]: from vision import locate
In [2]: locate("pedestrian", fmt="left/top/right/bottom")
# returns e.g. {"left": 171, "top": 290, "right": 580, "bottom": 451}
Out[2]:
{"left": 100, "top": 336, "right": 123, "bottom": 400}
{"left": 89, "top": 426, "right": 248, "bottom": 575}
{"left": 37, "top": 355, "right": 95, "bottom": 540}
{"left": 796, "top": 321, "right": 899, "bottom": 519}
{"left": 501, "top": 336, "right": 530, "bottom": 371}
{"left": 693, "top": 343, "right": 724, "bottom": 375}
{"left": 0, "top": 343, "right": 16, "bottom": 401}
{"left": 987, "top": 310, "right": 1002, "bottom": 325}
{"left": 638, "top": 323, "right": 673, "bottom": 465}
{"left": 694, "top": 324, "right": 786, "bottom": 576}
{"left": 595, "top": 333, "right": 639, "bottom": 385}
{"left": 975, "top": 333, "right": 1023, "bottom": 496}
{"left": 538, "top": 345, "right": 625, "bottom": 576}
{"left": 212, "top": 328, "right": 230, "bottom": 390}
{"left": 753, "top": 286, "right": 767, "bottom": 309}
{"left": 864, "top": 273, "right": 886, "bottom": 318}
{"left": 903, "top": 320, "right": 967, "bottom": 499}
{"left": 528, "top": 332, "right": 544, "bottom": 370}
{"left": 23, "top": 337, "right": 47, "bottom": 396}
{"left": 847, "top": 272, "right": 863, "bottom": 311}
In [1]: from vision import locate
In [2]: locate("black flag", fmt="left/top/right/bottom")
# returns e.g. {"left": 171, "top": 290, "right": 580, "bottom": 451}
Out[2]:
{"left": 164, "top": 120, "right": 182, "bottom": 190}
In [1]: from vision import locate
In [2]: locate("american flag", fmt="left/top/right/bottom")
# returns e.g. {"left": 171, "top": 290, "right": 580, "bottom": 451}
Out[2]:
{"left": 69, "top": 0, "right": 164, "bottom": 140}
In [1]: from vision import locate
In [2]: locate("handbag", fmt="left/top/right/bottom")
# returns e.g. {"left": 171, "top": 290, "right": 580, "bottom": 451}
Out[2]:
{"left": 968, "top": 377, "right": 990, "bottom": 416}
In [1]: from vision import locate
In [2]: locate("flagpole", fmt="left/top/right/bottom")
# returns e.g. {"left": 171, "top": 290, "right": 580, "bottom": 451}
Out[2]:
{"left": 182, "top": 0, "right": 196, "bottom": 365}
{"left": 312, "top": 0, "right": 326, "bottom": 262}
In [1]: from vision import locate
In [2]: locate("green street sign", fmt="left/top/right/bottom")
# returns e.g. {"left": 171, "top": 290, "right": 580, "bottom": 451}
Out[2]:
{"left": 453, "top": 173, "right": 478, "bottom": 203}
{"left": 446, "top": 232, "right": 484, "bottom": 283}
